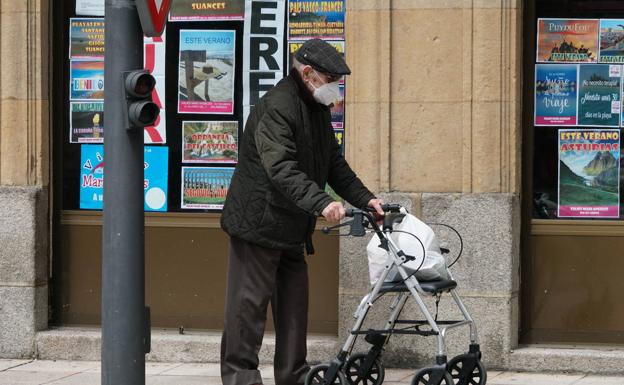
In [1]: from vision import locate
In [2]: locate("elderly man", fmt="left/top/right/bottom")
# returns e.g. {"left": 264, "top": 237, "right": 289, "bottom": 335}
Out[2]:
{"left": 220, "top": 38, "right": 383, "bottom": 385}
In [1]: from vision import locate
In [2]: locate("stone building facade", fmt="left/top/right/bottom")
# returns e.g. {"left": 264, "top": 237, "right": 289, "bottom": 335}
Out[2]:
{"left": 1, "top": 0, "right": 623, "bottom": 374}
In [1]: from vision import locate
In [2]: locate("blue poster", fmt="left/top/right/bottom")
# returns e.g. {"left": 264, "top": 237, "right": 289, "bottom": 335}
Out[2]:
{"left": 79, "top": 144, "right": 105, "bottom": 209}
{"left": 534, "top": 64, "right": 578, "bottom": 126}
{"left": 79, "top": 145, "right": 169, "bottom": 211}
{"left": 578, "top": 64, "right": 621, "bottom": 127}
{"left": 143, "top": 146, "right": 169, "bottom": 212}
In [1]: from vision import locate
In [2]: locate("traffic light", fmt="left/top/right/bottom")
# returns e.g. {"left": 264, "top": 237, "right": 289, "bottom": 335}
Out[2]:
{"left": 123, "top": 70, "right": 160, "bottom": 130}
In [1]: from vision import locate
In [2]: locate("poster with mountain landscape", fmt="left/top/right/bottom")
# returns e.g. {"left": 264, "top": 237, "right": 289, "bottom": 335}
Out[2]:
{"left": 558, "top": 129, "right": 620, "bottom": 218}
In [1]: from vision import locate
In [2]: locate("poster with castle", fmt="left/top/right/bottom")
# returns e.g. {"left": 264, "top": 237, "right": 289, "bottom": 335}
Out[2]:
{"left": 537, "top": 19, "right": 599, "bottom": 63}
{"left": 558, "top": 129, "right": 620, "bottom": 218}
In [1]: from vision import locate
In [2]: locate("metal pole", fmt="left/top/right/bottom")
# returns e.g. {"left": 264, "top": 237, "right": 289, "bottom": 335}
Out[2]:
{"left": 102, "top": 1, "right": 146, "bottom": 384}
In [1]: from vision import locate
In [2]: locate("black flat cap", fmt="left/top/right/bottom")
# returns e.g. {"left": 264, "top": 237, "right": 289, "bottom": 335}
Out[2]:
{"left": 295, "top": 38, "right": 351, "bottom": 76}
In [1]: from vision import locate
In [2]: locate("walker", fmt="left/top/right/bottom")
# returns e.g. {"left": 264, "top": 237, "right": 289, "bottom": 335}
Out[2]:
{"left": 305, "top": 204, "right": 486, "bottom": 385}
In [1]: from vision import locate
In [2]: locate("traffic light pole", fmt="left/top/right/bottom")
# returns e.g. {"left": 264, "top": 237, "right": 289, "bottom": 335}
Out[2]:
{"left": 102, "top": 1, "right": 147, "bottom": 384}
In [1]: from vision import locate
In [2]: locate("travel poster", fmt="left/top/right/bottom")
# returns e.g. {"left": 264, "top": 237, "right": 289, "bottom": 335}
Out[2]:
{"left": 144, "top": 75, "right": 167, "bottom": 144}
{"left": 75, "top": 0, "right": 104, "bottom": 16}
{"left": 144, "top": 38, "right": 166, "bottom": 77}
{"left": 537, "top": 19, "right": 599, "bottom": 62}
{"left": 70, "top": 60, "right": 104, "bottom": 100}
{"left": 578, "top": 64, "right": 621, "bottom": 127}
{"left": 178, "top": 30, "right": 235, "bottom": 114}
{"left": 169, "top": 0, "right": 244, "bottom": 21}
{"left": 69, "top": 18, "right": 105, "bottom": 60}
{"left": 334, "top": 128, "right": 344, "bottom": 156}
{"left": 70, "top": 102, "right": 104, "bottom": 143}
{"left": 181, "top": 167, "right": 234, "bottom": 210}
{"left": 143, "top": 146, "right": 169, "bottom": 212}
{"left": 79, "top": 144, "right": 105, "bottom": 209}
{"left": 558, "top": 129, "right": 620, "bottom": 218}
{"left": 288, "top": 0, "right": 345, "bottom": 40}
{"left": 79, "top": 145, "right": 169, "bottom": 211}
{"left": 599, "top": 19, "right": 624, "bottom": 63}
{"left": 182, "top": 121, "right": 238, "bottom": 163}
{"left": 331, "top": 85, "right": 345, "bottom": 129}
{"left": 534, "top": 64, "right": 578, "bottom": 126}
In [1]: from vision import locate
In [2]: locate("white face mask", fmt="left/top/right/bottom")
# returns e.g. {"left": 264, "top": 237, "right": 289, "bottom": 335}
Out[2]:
{"left": 309, "top": 70, "right": 342, "bottom": 106}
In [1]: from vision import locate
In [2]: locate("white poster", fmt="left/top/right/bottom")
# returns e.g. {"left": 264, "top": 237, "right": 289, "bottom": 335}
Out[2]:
{"left": 243, "top": 0, "right": 286, "bottom": 125}
{"left": 76, "top": 0, "right": 105, "bottom": 16}
{"left": 144, "top": 75, "right": 167, "bottom": 144}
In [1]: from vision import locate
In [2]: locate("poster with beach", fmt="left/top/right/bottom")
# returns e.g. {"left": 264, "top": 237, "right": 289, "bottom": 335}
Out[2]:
{"left": 178, "top": 30, "right": 236, "bottom": 114}
{"left": 599, "top": 19, "right": 624, "bottom": 63}
{"left": 577, "top": 64, "right": 621, "bottom": 127}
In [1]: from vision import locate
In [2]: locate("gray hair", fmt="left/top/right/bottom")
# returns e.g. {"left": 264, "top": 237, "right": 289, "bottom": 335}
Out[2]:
{"left": 292, "top": 57, "right": 308, "bottom": 73}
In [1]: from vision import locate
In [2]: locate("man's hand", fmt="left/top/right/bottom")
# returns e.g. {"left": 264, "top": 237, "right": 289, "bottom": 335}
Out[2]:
{"left": 368, "top": 198, "right": 385, "bottom": 216}
{"left": 322, "top": 201, "right": 346, "bottom": 223}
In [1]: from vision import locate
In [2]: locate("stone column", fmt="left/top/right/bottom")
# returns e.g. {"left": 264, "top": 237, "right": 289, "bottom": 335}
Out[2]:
{"left": 0, "top": 0, "right": 50, "bottom": 358}
{"left": 342, "top": 0, "right": 522, "bottom": 369}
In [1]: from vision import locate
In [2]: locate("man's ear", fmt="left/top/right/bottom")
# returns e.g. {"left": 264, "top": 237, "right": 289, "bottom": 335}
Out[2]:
{"left": 301, "top": 65, "right": 313, "bottom": 81}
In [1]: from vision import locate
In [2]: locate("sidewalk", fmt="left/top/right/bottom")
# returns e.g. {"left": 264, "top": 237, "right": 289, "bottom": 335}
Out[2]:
{"left": 1, "top": 360, "right": 623, "bottom": 385}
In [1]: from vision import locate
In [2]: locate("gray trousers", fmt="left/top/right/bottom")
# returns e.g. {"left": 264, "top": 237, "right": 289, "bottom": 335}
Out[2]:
{"left": 221, "top": 237, "right": 310, "bottom": 385}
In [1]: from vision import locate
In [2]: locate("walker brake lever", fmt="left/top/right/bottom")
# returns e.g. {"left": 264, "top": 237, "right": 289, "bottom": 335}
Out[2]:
{"left": 322, "top": 220, "right": 354, "bottom": 234}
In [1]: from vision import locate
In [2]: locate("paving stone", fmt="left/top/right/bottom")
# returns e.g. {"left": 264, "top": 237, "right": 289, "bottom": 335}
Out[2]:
{"left": 8, "top": 360, "right": 97, "bottom": 373}
{"left": 0, "top": 370, "right": 74, "bottom": 384}
{"left": 0, "top": 359, "right": 31, "bottom": 371}
{"left": 488, "top": 371, "right": 585, "bottom": 385}
{"left": 46, "top": 373, "right": 100, "bottom": 385}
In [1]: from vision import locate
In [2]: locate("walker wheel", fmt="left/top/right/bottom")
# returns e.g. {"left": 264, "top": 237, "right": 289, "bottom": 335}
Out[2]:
{"left": 344, "top": 352, "right": 385, "bottom": 385}
{"left": 447, "top": 354, "right": 487, "bottom": 385}
{"left": 305, "top": 363, "right": 348, "bottom": 385}
{"left": 411, "top": 367, "right": 454, "bottom": 385}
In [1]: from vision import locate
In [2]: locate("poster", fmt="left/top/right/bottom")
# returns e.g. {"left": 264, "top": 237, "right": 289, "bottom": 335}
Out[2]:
{"left": 288, "top": 0, "right": 345, "bottom": 40}
{"left": 537, "top": 19, "right": 599, "bottom": 63}
{"left": 599, "top": 19, "right": 624, "bottom": 63}
{"left": 144, "top": 35, "right": 166, "bottom": 77}
{"left": 169, "top": 0, "right": 245, "bottom": 21}
{"left": 69, "top": 18, "right": 105, "bottom": 60}
{"left": 243, "top": 0, "right": 286, "bottom": 124}
{"left": 79, "top": 145, "right": 169, "bottom": 211}
{"left": 181, "top": 167, "right": 233, "bottom": 209}
{"left": 178, "top": 30, "right": 236, "bottom": 114}
{"left": 70, "top": 60, "right": 104, "bottom": 100}
{"left": 79, "top": 145, "right": 105, "bottom": 209}
{"left": 577, "top": 64, "right": 621, "bottom": 127}
{"left": 144, "top": 75, "right": 167, "bottom": 144}
{"left": 143, "top": 146, "right": 169, "bottom": 212}
{"left": 534, "top": 64, "right": 578, "bottom": 126}
{"left": 70, "top": 102, "right": 104, "bottom": 143}
{"left": 331, "top": 85, "right": 345, "bottom": 129}
{"left": 76, "top": 0, "right": 104, "bottom": 16}
{"left": 558, "top": 129, "right": 620, "bottom": 218}
{"left": 182, "top": 121, "right": 238, "bottom": 163}
{"left": 334, "top": 128, "right": 344, "bottom": 156}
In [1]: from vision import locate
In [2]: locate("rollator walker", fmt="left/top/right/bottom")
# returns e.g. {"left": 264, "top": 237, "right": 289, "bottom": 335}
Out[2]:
{"left": 305, "top": 204, "right": 486, "bottom": 385}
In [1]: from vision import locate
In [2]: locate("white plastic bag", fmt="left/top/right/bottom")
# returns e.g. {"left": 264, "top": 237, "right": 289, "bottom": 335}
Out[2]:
{"left": 366, "top": 212, "right": 448, "bottom": 285}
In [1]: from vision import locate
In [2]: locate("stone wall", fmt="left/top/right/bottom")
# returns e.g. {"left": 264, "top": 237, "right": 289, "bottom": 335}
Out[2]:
{"left": 0, "top": 0, "right": 50, "bottom": 358}
{"left": 340, "top": 0, "right": 523, "bottom": 368}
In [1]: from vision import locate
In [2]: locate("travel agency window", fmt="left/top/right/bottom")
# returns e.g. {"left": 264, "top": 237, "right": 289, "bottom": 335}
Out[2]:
{"left": 51, "top": 0, "right": 345, "bottom": 334}
{"left": 522, "top": 0, "right": 624, "bottom": 345}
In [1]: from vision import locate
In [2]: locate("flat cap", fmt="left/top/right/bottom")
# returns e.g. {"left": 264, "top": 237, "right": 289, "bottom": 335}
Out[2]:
{"left": 295, "top": 38, "right": 351, "bottom": 76}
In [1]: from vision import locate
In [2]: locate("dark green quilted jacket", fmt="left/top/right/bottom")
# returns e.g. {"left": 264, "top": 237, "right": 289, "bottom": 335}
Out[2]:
{"left": 220, "top": 71, "right": 375, "bottom": 253}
